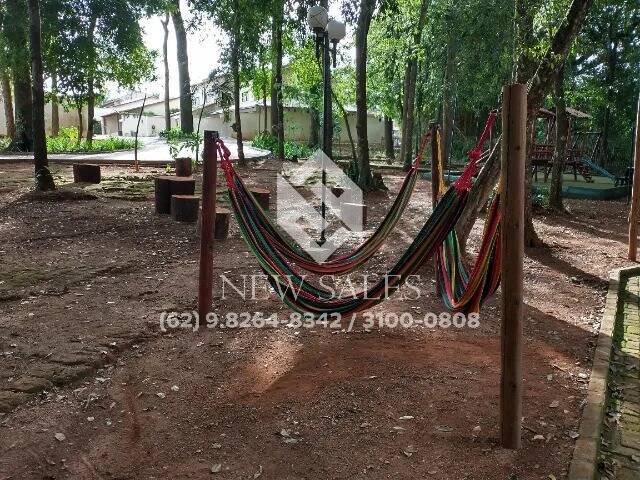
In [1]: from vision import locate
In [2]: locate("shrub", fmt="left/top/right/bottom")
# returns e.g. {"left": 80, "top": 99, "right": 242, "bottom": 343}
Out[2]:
{"left": 251, "top": 132, "right": 313, "bottom": 160}
{"left": 46, "top": 134, "right": 139, "bottom": 154}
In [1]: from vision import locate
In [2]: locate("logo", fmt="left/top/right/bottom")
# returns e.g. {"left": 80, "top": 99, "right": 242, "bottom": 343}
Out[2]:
{"left": 276, "top": 149, "right": 364, "bottom": 262}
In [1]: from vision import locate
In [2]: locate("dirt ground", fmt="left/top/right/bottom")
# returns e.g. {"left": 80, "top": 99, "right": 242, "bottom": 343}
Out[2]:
{"left": 0, "top": 160, "right": 632, "bottom": 479}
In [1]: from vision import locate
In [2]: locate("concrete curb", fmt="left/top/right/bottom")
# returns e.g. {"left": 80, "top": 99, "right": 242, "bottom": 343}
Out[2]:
{"left": 568, "top": 265, "right": 640, "bottom": 480}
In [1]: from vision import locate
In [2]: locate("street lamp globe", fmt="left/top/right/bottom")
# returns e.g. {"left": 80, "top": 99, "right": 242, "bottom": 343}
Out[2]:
{"left": 307, "top": 5, "right": 329, "bottom": 32}
{"left": 327, "top": 20, "right": 346, "bottom": 42}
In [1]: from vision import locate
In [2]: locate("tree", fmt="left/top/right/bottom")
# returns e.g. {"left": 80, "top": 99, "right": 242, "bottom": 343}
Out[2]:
{"left": 4, "top": 0, "right": 33, "bottom": 151}
{"left": 49, "top": 0, "right": 155, "bottom": 145}
{"left": 399, "top": 0, "right": 429, "bottom": 170}
{"left": 161, "top": 13, "right": 171, "bottom": 131}
{"left": 169, "top": 0, "right": 193, "bottom": 133}
{"left": 27, "top": 0, "right": 54, "bottom": 190}
{"left": 1, "top": 71, "right": 16, "bottom": 139}
{"left": 549, "top": 64, "right": 568, "bottom": 210}
{"left": 516, "top": 0, "right": 594, "bottom": 246}
{"left": 353, "top": 0, "right": 376, "bottom": 189}
{"left": 271, "top": 0, "right": 285, "bottom": 160}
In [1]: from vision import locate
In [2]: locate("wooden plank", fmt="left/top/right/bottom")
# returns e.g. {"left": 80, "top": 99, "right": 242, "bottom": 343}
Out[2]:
{"left": 499, "top": 84, "right": 527, "bottom": 449}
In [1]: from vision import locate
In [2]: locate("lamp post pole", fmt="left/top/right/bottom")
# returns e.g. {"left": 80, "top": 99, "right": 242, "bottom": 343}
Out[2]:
{"left": 319, "top": 31, "right": 332, "bottom": 246}
{"left": 308, "top": 5, "right": 344, "bottom": 247}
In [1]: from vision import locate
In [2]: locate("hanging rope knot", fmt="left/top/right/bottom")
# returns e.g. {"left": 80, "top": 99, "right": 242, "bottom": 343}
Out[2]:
{"left": 215, "top": 139, "right": 236, "bottom": 190}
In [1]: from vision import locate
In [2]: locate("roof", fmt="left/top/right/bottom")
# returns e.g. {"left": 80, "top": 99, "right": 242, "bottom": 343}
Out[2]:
{"left": 99, "top": 95, "right": 179, "bottom": 117}
{"left": 537, "top": 107, "right": 591, "bottom": 119}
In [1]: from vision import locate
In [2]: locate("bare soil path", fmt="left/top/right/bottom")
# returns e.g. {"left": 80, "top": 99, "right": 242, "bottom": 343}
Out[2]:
{"left": 0, "top": 160, "right": 631, "bottom": 479}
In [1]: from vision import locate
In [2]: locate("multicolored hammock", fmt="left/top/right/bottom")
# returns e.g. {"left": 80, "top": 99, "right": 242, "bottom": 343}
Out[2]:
{"left": 434, "top": 113, "right": 502, "bottom": 313}
{"left": 216, "top": 136, "right": 480, "bottom": 316}
{"left": 217, "top": 133, "right": 432, "bottom": 275}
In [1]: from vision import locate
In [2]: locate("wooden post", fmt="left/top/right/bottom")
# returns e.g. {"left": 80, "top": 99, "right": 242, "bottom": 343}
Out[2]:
{"left": 198, "top": 130, "right": 218, "bottom": 321}
{"left": 499, "top": 84, "right": 526, "bottom": 449}
{"left": 628, "top": 93, "right": 640, "bottom": 261}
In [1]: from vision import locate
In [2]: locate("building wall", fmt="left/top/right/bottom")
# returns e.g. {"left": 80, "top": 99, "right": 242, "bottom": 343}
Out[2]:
{"left": 0, "top": 97, "right": 89, "bottom": 136}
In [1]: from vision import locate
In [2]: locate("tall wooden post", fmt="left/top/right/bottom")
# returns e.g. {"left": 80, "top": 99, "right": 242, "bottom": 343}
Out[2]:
{"left": 499, "top": 84, "right": 526, "bottom": 449}
{"left": 628, "top": 93, "right": 640, "bottom": 261}
{"left": 198, "top": 130, "right": 218, "bottom": 321}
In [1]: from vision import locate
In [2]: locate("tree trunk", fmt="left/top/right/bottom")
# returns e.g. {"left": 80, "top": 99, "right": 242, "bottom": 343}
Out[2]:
{"left": 549, "top": 65, "right": 568, "bottom": 210}
{"left": 161, "top": 13, "right": 171, "bottom": 132}
{"left": 354, "top": 0, "right": 376, "bottom": 189}
{"left": 171, "top": 0, "right": 193, "bottom": 133}
{"left": 384, "top": 115, "right": 394, "bottom": 162}
{"left": 400, "top": 0, "right": 429, "bottom": 170}
{"left": 308, "top": 107, "right": 320, "bottom": 148}
{"left": 270, "top": 0, "right": 284, "bottom": 160}
{"left": 77, "top": 105, "right": 83, "bottom": 143}
{"left": 517, "top": 0, "right": 593, "bottom": 247}
{"left": 441, "top": 42, "right": 455, "bottom": 168}
{"left": 231, "top": 7, "right": 244, "bottom": 165}
{"left": 261, "top": 64, "right": 268, "bottom": 133}
{"left": 27, "top": 0, "right": 54, "bottom": 190}
{"left": 1, "top": 72, "right": 16, "bottom": 139}
{"left": 85, "top": 16, "right": 97, "bottom": 148}
{"left": 6, "top": 0, "right": 33, "bottom": 152}
{"left": 50, "top": 71, "right": 59, "bottom": 136}
{"left": 86, "top": 79, "right": 95, "bottom": 146}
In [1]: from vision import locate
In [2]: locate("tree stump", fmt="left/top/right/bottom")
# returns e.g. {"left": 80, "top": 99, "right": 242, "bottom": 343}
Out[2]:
{"left": 341, "top": 202, "right": 367, "bottom": 230}
{"left": 73, "top": 164, "right": 101, "bottom": 184}
{"left": 171, "top": 195, "right": 200, "bottom": 222}
{"left": 249, "top": 187, "right": 270, "bottom": 210}
{"left": 155, "top": 176, "right": 196, "bottom": 214}
{"left": 175, "top": 157, "right": 192, "bottom": 177}
{"left": 214, "top": 207, "right": 231, "bottom": 240}
{"left": 198, "top": 206, "right": 231, "bottom": 240}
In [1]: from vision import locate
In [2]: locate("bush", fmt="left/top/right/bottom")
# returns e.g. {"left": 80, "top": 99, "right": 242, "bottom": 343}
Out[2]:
{"left": 46, "top": 130, "right": 139, "bottom": 154}
{"left": 251, "top": 132, "right": 313, "bottom": 160}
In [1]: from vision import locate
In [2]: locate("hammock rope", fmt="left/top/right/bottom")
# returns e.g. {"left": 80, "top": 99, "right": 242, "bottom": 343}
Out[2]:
{"left": 434, "top": 112, "right": 503, "bottom": 313}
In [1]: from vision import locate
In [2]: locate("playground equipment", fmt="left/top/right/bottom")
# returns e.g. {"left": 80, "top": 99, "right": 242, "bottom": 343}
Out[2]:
{"left": 197, "top": 84, "right": 527, "bottom": 449}
{"left": 529, "top": 107, "right": 618, "bottom": 183}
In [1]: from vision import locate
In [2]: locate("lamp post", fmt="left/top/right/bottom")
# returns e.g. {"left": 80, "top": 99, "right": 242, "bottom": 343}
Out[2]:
{"left": 307, "top": 5, "right": 345, "bottom": 246}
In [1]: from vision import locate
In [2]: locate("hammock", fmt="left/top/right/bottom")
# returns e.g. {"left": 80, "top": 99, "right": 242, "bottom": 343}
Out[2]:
{"left": 217, "top": 136, "right": 479, "bottom": 316}
{"left": 434, "top": 113, "right": 502, "bottom": 313}
{"left": 217, "top": 133, "right": 431, "bottom": 275}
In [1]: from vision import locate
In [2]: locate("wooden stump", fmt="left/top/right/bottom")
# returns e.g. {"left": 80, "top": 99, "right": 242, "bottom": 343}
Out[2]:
{"left": 341, "top": 202, "right": 367, "bottom": 230}
{"left": 175, "top": 157, "right": 192, "bottom": 177}
{"left": 73, "top": 164, "right": 101, "bottom": 184}
{"left": 171, "top": 195, "right": 200, "bottom": 222}
{"left": 198, "top": 206, "right": 231, "bottom": 240}
{"left": 214, "top": 207, "right": 231, "bottom": 240}
{"left": 155, "top": 176, "right": 196, "bottom": 214}
{"left": 250, "top": 187, "right": 270, "bottom": 210}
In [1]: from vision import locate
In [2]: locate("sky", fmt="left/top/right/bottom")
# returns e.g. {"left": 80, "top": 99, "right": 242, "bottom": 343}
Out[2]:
{"left": 107, "top": 2, "right": 346, "bottom": 101}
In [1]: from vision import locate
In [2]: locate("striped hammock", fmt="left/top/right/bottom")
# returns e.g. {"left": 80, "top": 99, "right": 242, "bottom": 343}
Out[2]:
{"left": 434, "top": 113, "right": 502, "bottom": 313}
{"left": 216, "top": 136, "right": 479, "bottom": 316}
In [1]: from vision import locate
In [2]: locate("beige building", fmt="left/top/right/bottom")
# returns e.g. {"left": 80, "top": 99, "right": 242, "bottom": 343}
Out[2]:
{"left": 0, "top": 96, "right": 88, "bottom": 137}
{"left": 98, "top": 94, "right": 182, "bottom": 137}
{"left": 98, "top": 80, "right": 386, "bottom": 151}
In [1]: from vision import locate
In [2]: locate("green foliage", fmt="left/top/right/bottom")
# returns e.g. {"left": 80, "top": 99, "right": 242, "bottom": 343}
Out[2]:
{"left": 46, "top": 129, "right": 138, "bottom": 153}
{"left": 251, "top": 132, "right": 313, "bottom": 160}
{"left": 162, "top": 129, "right": 202, "bottom": 160}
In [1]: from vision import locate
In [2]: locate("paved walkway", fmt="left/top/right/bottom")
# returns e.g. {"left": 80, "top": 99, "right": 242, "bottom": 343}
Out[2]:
{"left": 600, "top": 274, "right": 640, "bottom": 479}
{"left": 0, "top": 136, "right": 270, "bottom": 166}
